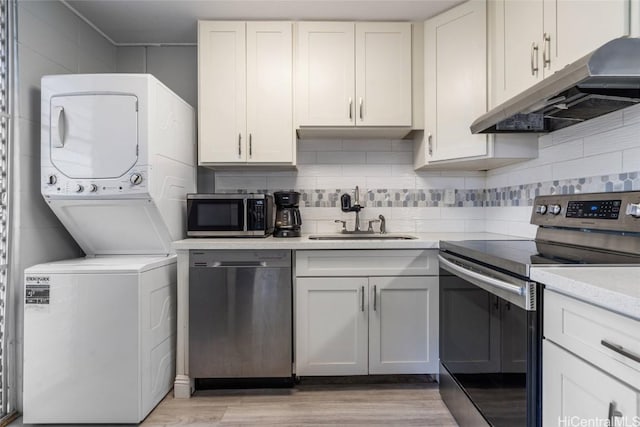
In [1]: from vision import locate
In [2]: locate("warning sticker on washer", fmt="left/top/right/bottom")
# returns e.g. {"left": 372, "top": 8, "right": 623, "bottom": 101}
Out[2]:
{"left": 25, "top": 276, "right": 50, "bottom": 305}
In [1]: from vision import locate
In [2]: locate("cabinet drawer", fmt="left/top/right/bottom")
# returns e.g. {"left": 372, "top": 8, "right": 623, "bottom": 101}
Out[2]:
{"left": 295, "top": 250, "right": 438, "bottom": 277}
{"left": 544, "top": 290, "right": 640, "bottom": 389}
{"left": 543, "top": 340, "right": 639, "bottom": 426}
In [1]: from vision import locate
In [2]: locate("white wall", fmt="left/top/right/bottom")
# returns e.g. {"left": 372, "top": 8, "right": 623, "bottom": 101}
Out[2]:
{"left": 13, "top": 0, "right": 117, "bottom": 410}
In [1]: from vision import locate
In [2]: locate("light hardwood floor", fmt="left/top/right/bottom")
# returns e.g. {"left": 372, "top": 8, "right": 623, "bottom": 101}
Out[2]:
{"left": 10, "top": 378, "right": 458, "bottom": 426}
{"left": 142, "top": 379, "right": 458, "bottom": 426}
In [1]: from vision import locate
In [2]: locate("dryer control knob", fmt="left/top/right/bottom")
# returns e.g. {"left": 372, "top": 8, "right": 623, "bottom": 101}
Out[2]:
{"left": 47, "top": 175, "right": 57, "bottom": 185}
{"left": 130, "top": 173, "right": 143, "bottom": 185}
{"left": 549, "top": 204, "right": 562, "bottom": 215}
{"left": 89, "top": 184, "right": 98, "bottom": 193}
{"left": 74, "top": 184, "right": 84, "bottom": 193}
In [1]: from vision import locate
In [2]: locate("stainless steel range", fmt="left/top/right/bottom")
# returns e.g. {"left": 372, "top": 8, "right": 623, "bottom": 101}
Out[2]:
{"left": 438, "top": 191, "right": 640, "bottom": 427}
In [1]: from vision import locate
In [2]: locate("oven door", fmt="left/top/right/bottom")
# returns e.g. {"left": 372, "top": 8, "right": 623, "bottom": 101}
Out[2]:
{"left": 438, "top": 252, "right": 541, "bottom": 427}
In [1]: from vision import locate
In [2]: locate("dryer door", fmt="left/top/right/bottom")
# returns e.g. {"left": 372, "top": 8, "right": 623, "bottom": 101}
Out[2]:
{"left": 49, "top": 94, "right": 138, "bottom": 179}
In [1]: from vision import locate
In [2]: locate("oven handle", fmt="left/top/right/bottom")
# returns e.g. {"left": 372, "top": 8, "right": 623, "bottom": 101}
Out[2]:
{"left": 438, "top": 254, "right": 524, "bottom": 297}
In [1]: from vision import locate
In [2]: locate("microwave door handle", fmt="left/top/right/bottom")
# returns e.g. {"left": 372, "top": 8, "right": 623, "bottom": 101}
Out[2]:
{"left": 438, "top": 254, "right": 525, "bottom": 297}
{"left": 243, "top": 199, "right": 248, "bottom": 231}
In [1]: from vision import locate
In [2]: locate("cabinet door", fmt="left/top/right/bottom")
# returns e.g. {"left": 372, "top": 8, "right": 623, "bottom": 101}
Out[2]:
{"left": 295, "top": 277, "right": 368, "bottom": 376}
{"left": 543, "top": 340, "right": 639, "bottom": 426}
{"left": 439, "top": 276, "right": 501, "bottom": 373}
{"left": 424, "top": 0, "right": 488, "bottom": 163}
{"left": 369, "top": 277, "right": 439, "bottom": 374}
{"left": 544, "top": 0, "right": 629, "bottom": 76}
{"left": 296, "top": 22, "right": 355, "bottom": 126}
{"left": 355, "top": 23, "right": 412, "bottom": 126}
{"left": 198, "top": 21, "right": 247, "bottom": 163}
{"left": 246, "top": 22, "right": 294, "bottom": 163}
{"left": 492, "top": 0, "right": 543, "bottom": 105}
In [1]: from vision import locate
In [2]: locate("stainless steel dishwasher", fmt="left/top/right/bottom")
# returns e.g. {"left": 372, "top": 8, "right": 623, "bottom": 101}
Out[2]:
{"left": 189, "top": 250, "right": 292, "bottom": 379}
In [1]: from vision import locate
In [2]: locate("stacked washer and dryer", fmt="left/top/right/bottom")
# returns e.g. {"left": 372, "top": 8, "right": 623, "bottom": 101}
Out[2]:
{"left": 23, "top": 74, "right": 196, "bottom": 423}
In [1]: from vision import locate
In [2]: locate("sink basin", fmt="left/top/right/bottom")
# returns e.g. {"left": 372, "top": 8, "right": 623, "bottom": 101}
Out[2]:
{"left": 308, "top": 234, "right": 417, "bottom": 240}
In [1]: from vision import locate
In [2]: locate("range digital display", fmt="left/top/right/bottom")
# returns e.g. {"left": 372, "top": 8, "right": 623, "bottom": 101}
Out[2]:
{"left": 566, "top": 200, "right": 621, "bottom": 219}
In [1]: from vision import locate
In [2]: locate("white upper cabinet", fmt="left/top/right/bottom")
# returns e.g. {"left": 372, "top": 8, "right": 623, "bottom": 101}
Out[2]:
{"left": 198, "top": 21, "right": 294, "bottom": 166}
{"left": 295, "top": 22, "right": 354, "bottom": 127}
{"left": 296, "top": 22, "right": 412, "bottom": 130}
{"left": 355, "top": 23, "right": 412, "bottom": 126}
{"left": 415, "top": 0, "right": 537, "bottom": 170}
{"left": 491, "top": 0, "right": 631, "bottom": 106}
{"left": 421, "top": 0, "right": 488, "bottom": 164}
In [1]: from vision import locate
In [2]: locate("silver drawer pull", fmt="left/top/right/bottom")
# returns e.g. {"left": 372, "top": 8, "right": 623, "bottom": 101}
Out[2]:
{"left": 601, "top": 340, "right": 640, "bottom": 364}
{"left": 361, "top": 286, "right": 365, "bottom": 312}
{"left": 608, "top": 401, "right": 623, "bottom": 424}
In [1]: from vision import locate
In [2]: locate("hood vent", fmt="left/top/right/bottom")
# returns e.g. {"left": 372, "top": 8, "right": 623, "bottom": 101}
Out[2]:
{"left": 471, "top": 37, "right": 640, "bottom": 134}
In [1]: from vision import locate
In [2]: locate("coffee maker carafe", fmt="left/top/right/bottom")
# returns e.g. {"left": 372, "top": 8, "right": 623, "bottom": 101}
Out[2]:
{"left": 274, "top": 191, "right": 302, "bottom": 237}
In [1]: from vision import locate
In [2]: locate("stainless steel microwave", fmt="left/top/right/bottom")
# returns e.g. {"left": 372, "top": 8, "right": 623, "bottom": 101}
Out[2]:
{"left": 186, "top": 193, "right": 274, "bottom": 237}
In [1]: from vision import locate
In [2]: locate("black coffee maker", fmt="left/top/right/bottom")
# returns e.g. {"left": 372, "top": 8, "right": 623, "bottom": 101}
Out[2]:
{"left": 274, "top": 191, "right": 302, "bottom": 237}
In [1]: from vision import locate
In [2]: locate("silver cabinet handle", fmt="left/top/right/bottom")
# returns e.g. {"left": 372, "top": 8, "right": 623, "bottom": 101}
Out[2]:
{"left": 361, "top": 286, "right": 365, "bottom": 312}
{"left": 359, "top": 97, "right": 363, "bottom": 120}
{"left": 349, "top": 97, "right": 353, "bottom": 120}
{"left": 542, "top": 33, "right": 551, "bottom": 68}
{"left": 427, "top": 133, "right": 433, "bottom": 156}
{"left": 608, "top": 401, "right": 623, "bottom": 425}
{"left": 249, "top": 133, "right": 252, "bottom": 158}
{"left": 373, "top": 285, "right": 377, "bottom": 311}
{"left": 238, "top": 133, "right": 242, "bottom": 157}
{"left": 531, "top": 42, "right": 539, "bottom": 76}
{"left": 601, "top": 340, "right": 640, "bottom": 363}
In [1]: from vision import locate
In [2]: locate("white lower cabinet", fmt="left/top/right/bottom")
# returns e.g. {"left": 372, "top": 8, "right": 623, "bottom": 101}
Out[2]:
{"left": 368, "top": 276, "right": 438, "bottom": 375}
{"left": 543, "top": 290, "right": 640, "bottom": 425}
{"left": 295, "top": 277, "right": 369, "bottom": 376}
{"left": 294, "top": 250, "right": 439, "bottom": 376}
{"left": 543, "top": 341, "right": 639, "bottom": 426}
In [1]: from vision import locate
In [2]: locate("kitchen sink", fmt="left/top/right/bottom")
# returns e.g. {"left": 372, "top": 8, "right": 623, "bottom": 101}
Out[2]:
{"left": 308, "top": 234, "right": 417, "bottom": 240}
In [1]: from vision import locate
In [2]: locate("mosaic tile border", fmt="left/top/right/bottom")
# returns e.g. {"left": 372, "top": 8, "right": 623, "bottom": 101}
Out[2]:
{"left": 220, "top": 171, "right": 640, "bottom": 208}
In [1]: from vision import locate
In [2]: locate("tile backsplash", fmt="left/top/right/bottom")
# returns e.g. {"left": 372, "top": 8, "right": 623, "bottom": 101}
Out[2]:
{"left": 214, "top": 104, "right": 640, "bottom": 237}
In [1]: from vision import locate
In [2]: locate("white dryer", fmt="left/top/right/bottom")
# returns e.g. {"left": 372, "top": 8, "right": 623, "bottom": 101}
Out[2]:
{"left": 40, "top": 73, "right": 196, "bottom": 256}
{"left": 23, "top": 74, "right": 196, "bottom": 424}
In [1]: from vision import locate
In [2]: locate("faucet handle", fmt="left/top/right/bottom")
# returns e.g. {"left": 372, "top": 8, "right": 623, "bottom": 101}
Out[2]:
{"left": 367, "top": 219, "right": 380, "bottom": 232}
{"left": 378, "top": 214, "right": 386, "bottom": 234}
{"left": 334, "top": 219, "right": 347, "bottom": 232}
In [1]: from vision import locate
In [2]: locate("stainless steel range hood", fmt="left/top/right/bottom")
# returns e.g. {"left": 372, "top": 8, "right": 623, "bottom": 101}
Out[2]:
{"left": 471, "top": 37, "right": 640, "bottom": 134}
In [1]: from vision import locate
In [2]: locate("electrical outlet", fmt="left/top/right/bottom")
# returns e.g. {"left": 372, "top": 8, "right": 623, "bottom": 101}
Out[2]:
{"left": 444, "top": 189, "right": 456, "bottom": 205}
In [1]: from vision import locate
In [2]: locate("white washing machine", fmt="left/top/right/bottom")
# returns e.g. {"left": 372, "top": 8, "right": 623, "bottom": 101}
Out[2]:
{"left": 23, "top": 74, "right": 196, "bottom": 423}
{"left": 23, "top": 256, "right": 176, "bottom": 424}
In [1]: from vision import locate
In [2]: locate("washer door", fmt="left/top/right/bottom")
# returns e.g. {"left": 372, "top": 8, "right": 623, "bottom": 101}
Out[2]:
{"left": 50, "top": 94, "right": 138, "bottom": 179}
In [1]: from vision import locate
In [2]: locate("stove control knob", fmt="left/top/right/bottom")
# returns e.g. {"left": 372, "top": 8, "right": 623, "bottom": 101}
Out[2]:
{"left": 626, "top": 203, "right": 640, "bottom": 218}
{"left": 47, "top": 174, "right": 57, "bottom": 185}
{"left": 130, "top": 173, "right": 143, "bottom": 185}
{"left": 549, "top": 204, "right": 561, "bottom": 215}
{"left": 535, "top": 204, "right": 547, "bottom": 215}
{"left": 89, "top": 184, "right": 98, "bottom": 193}
{"left": 74, "top": 184, "right": 84, "bottom": 193}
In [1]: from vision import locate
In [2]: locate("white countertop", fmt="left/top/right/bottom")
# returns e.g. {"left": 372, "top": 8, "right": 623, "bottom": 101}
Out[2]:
{"left": 530, "top": 266, "right": 640, "bottom": 321}
{"left": 172, "top": 232, "right": 521, "bottom": 251}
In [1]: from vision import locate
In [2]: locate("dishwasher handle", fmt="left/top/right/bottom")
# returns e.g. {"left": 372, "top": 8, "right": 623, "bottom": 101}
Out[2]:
{"left": 211, "top": 261, "right": 267, "bottom": 267}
